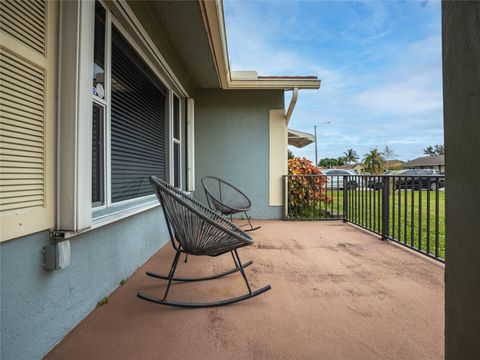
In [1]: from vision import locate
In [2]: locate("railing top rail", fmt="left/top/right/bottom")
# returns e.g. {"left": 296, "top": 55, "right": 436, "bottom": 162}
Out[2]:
{"left": 283, "top": 174, "right": 445, "bottom": 178}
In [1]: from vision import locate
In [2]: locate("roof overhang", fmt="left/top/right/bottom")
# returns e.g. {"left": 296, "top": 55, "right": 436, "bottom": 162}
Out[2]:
{"left": 288, "top": 129, "right": 315, "bottom": 148}
{"left": 200, "top": 0, "right": 321, "bottom": 91}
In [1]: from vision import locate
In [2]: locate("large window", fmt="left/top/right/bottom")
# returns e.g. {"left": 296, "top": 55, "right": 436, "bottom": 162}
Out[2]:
{"left": 91, "top": 1, "right": 182, "bottom": 215}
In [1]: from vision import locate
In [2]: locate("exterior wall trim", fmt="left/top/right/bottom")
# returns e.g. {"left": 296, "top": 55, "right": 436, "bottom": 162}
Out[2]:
{"left": 269, "top": 109, "right": 288, "bottom": 206}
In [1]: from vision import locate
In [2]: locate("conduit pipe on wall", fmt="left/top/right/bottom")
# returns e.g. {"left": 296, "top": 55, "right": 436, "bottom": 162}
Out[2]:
{"left": 286, "top": 87, "right": 299, "bottom": 123}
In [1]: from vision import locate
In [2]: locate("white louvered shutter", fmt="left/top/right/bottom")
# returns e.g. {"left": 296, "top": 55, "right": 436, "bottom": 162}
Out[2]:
{"left": 0, "top": 0, "right": 57, "bottom": 241}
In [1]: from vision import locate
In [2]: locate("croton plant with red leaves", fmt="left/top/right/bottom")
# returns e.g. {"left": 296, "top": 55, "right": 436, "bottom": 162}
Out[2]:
{"left": 287, "top": 157, "right": 331, "bottom": 217}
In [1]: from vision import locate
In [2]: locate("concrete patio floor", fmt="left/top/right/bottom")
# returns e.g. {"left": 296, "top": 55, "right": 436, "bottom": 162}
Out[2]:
{"left": 46, "top": 220, "right": 444, "bottom": 360}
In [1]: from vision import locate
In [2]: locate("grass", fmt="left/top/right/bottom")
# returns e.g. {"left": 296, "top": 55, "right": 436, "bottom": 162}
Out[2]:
{"left": 96, "top": 296, "right": 110, "bottom": 307}
{"left": 287, "top": 188, "right": 445, "bottom": 260}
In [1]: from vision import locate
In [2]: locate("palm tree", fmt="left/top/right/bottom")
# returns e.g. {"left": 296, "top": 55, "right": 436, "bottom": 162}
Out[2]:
{"left": 362, "top": 148, "right": 385, "bottom": 174}
{"left": 344, "top": 148, "right": 359, "bottom": 164}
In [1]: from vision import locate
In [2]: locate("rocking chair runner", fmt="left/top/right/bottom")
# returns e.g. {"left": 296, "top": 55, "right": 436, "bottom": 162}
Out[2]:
{"left": 201, "top": 176, "right": 261, "bottom": 231}
{"left": 137, "top": 176, "right": 271, "bottom": 308}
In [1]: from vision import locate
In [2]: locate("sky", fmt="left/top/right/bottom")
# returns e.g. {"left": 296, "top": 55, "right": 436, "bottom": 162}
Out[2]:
{"left": 223, "top": 0, "right": 444, "bottom": 162}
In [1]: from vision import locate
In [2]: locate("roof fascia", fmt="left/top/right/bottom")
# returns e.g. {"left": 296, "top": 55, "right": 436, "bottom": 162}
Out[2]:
{"left": 199, "top": 0, "right": 321, "bottom": 90}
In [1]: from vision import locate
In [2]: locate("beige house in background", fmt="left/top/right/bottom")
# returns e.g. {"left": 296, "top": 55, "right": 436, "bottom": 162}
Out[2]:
{"left": 403, "top": 155, "right": 445, "bottom": 173}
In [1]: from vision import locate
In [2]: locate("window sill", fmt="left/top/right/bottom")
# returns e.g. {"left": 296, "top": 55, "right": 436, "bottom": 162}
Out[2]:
{"left": 61, "top": 199, "right": 160, "bottom": 239}
{"left": 91, "top": 199, "right": 159, "bottom": 230}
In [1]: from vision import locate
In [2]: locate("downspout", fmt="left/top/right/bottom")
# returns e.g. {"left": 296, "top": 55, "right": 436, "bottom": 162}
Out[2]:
{"left": 286, "top": 87, "right": 298, "bottom": 123}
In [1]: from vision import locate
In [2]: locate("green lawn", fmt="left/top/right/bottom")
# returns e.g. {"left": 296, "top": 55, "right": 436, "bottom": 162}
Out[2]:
{"left": 287, "top": 188, "right": 445, "bottom": 260}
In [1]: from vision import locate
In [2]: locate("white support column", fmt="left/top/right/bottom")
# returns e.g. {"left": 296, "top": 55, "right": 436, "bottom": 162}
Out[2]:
{"left": 187, "top": 98, "right": 195, "bottom": 192}
{"left": 57, "top": 0, "right": 94, "bottom": 232}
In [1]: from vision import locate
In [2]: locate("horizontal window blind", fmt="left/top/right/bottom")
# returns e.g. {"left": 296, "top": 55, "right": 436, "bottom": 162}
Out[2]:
{"left": 110, "top": 26, "right": 167, "bottom": 203}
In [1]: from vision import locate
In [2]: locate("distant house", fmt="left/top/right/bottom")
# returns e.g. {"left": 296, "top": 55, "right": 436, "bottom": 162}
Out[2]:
{"left": 317, "top": 164, "right": 362, "bottom": 173}
{"left": 385, "top": 159, "right": 405, "bottom": 171}
{"left": 352, "top": 164, "right": 364, "bottom": 173}
{"left": 403, "top": 155, "right": 445, "bottom": 173}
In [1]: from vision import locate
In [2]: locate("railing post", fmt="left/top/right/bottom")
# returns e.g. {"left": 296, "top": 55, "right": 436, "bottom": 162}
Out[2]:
{"left": 343, "top": 176, "right": 348, "bottom": 222}
{"left": 381, "top": 176, "right": 390, "bottom": 240}
{"left": 282, "top": 175, "right": 287, "bottom": 221}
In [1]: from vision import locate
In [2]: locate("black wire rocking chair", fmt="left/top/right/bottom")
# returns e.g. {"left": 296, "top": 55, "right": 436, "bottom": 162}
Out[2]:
{"left": 137, "top": 176, "right": 271, "bottom": 308}
{"left": 201, "top": 176, "right": 261, "bottom": 232}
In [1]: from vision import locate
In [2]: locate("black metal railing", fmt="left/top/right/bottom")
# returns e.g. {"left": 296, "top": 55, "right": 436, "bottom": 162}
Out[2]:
{"left": 283, "top": 174, "right": 446, "bottom": 262}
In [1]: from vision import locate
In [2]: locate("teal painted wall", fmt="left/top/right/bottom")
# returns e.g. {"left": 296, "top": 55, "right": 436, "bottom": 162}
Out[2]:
{"left": 0, "top": 208, "right": 169, "bottom": 360}
{"left": 194, "top": 89, "right": 285, "bottom": 219}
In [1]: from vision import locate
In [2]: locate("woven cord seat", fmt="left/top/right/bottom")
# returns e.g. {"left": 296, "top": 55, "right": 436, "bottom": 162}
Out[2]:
{"left": 201, "top": 176, "right": 261, "bottom": 231}
{"left": 137, "top": 176, "right": 271, "bottom": 308}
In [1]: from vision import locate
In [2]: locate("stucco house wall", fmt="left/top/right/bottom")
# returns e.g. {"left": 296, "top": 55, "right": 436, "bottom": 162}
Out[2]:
{"left": 0, "top": 208, "right": 169, "bottom": 360}
{"left": 194, "top": 89, "right": 285, "bottom": 219}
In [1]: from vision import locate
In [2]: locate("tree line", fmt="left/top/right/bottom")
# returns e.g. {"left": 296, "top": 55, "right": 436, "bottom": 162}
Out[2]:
{"left": 316, "top": 144, "right": 444, "bottom": 174}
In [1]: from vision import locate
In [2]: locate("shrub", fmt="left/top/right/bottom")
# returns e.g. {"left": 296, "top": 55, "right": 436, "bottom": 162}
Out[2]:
{"left": 287, "top": 157, "right": 330, "bottom": 218}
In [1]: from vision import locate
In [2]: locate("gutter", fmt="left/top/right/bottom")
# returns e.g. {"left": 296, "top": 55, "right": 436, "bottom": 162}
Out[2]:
{"left": 286, "top": 88, "right": 298, "bottom": 123}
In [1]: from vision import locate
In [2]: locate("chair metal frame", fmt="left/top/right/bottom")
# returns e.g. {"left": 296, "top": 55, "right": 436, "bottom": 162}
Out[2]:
{"left": 137, "top": 176, "right": 271, "bottom": 308}
{"left": 201, "top": 176, "right": 261, "bottom": 232}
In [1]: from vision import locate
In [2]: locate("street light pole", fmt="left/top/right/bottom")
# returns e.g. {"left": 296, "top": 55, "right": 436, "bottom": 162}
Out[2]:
{"left": 314, "top": 121, "right": 330, "bottom": 167}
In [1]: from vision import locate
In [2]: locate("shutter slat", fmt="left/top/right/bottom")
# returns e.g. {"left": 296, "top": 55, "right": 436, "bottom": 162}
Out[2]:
{"left": 0, "top": 189, "right": 43, "bottom": 200}
{"left": 1, "top": 179, "right": 44, "bottom": 186}
{"left": 0, "top": 161, "right": 43, "bottom": 169}
{"left": 0, "top": 184, "right": 43, "bottom": 192}
{"left": 0, "top": 200, "right": 44, "bottom": 212}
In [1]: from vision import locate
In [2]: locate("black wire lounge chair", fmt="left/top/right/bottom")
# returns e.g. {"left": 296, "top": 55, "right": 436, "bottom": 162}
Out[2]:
{"left": 201, "top": 176, "right": 261, "bottom": 232}
{"left": 137, "top": 176, "right": 271, "bottom": 308}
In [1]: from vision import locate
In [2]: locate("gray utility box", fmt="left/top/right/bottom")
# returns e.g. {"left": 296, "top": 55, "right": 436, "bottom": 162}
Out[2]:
{"left": 43, "top": 240, "right": 71, "bottom": 270}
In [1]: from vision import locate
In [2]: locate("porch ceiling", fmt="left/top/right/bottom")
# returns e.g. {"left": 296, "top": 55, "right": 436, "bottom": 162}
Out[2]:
{"left": 146, "top": 0, "right": 220, "bottom": 89}
{"left": 46, "top": 221, "right": 444, "bottom": 360}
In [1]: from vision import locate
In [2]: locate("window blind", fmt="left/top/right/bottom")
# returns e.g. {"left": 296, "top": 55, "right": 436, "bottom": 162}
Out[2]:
{"left": 110, "top": 26, "right": 167, "bottom": 203}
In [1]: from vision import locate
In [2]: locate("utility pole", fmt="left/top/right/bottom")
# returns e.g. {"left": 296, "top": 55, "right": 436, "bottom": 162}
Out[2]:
{"left": 314, "top": 121, "right": 330, "bottom": 167}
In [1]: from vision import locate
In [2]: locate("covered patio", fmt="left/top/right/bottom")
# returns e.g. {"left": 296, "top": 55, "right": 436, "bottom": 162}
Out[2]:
{"left": 46, "top": 221, "right": 444, "bottom": 360}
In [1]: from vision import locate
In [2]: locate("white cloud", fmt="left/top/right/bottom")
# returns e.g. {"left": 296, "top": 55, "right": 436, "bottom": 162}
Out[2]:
{"left": 223, "top": 0, "right": 443, "bottom": 161}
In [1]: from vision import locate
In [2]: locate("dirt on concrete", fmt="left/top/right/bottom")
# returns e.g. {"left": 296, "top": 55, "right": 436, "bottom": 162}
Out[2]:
{"left": 45, "top": 220, "right": 444, "bottom": 360}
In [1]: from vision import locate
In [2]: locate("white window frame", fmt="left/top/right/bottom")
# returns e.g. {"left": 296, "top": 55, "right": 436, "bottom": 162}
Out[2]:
{"left": 57, "top": 0, "right": 193, "bottom": 235}
{"left": 187, "top": 98, "right": 195, "bottom": 192}
{"left": 170, "top": 91, "right": 183, "bottom": 189}
{"left": 91, "top": 98, "right": 107, "bottom": 210}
